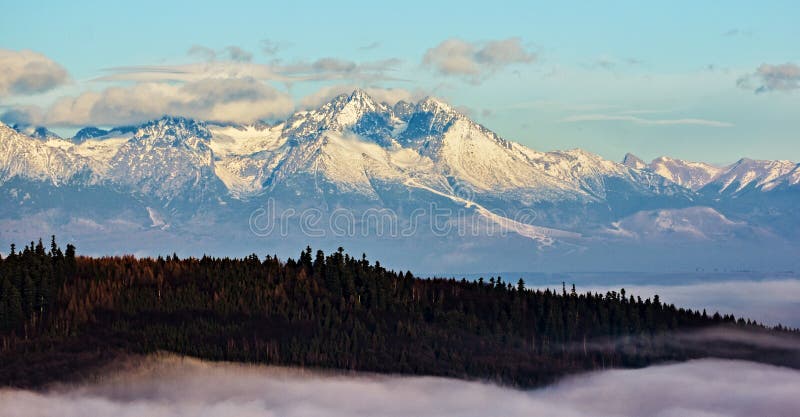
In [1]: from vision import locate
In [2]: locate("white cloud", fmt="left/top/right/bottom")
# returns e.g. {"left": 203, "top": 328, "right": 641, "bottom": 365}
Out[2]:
{"left": 310, "top": 57, "right": 357, "bottom": 73}
{"left": 423, "top": 38, "right": 536, "bottom": 83}
{"left": 0, "top": 356, "right": 798, "bottom": 416}
{"left": 424, "top": 39, "right": 481, "bottom": 76}
{"left": 560, "top": 113, "right": 733, "bottom": 127}
{"left": 96, "top": 57, "right": 402, "bottom": 85}
{"left": 738, "top": 63, "right": 800, "bottom": 93}
{"left": 0, "top": 105, "right": 44, "bottom": 125}
{"left": 3, "top": 52, "right": 408, "bottom": 126}
{"left": 0, "top": 49, "right": 69, "bottom": 96}
{"left": 96, "top": 62, "right": 291, "bottom": 83}
{"left": 475, "top": 38, "right": 536, "bottom": 67}
{"left": 43, "top": 78, "right": 294, "bottom": 126}
{"left": 9, "top": 80, "right": 423, "bottom": 127}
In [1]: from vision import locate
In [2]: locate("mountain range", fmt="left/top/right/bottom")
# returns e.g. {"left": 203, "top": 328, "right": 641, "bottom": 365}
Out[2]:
{"left": 1, "top": 89, "right": 798, "bottom": 272}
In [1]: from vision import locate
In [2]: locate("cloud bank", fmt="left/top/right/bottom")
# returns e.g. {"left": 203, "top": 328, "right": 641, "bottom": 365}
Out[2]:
{"left": 1, "top": 356, "right": 798, "bottom": 417}
{"left": 2, "top": 54, "right": 404, "bottom": 126}
{"left": 41, "top": 78, "right": 294, "bottom": 126}
{"left": 0, "top": 49, "right": 69, "bottom": 97}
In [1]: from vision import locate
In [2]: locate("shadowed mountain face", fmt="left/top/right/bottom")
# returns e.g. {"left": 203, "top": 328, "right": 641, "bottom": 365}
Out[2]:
{"left": 0, "top": 89, "right": 798, "bottom": 272}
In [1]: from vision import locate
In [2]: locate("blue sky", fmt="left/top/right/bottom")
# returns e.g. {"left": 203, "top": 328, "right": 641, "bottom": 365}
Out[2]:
{"left": 1, "top": 0, "right": 798, "bottom": 164}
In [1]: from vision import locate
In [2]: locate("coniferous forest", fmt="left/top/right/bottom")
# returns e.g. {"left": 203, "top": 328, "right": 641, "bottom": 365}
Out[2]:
{"left": 1, "top": 237, "right": 798, "bottom": 388}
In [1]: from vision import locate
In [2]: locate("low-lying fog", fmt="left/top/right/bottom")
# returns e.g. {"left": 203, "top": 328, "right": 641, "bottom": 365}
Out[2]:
{"left": 580, "top": 279, "right": 800, "bottom": 328}
{"left": 1, "top": 356, "right": 798, "bottom": 417}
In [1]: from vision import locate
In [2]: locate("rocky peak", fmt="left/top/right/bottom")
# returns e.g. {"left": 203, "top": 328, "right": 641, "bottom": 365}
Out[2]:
{"left": 622, "top": 153, "right": 647, "bottom": 170}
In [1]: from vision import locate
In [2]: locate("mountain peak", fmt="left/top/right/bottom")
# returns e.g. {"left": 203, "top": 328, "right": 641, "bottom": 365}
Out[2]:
{"left": 11, "top": 124, "right": 62, "bottom": 141}
{"left": 325, "top": 89, "right": 379, "bottom": 109}
{"left": 133, "top": 116, "right": 211, "bottom": 143}
{"left": 417, "top": 96, "right": 458, "bottom": 115}
{"left": 343, "top": 88, "right": 380, "bottom": 111}
{"left": 622, "top": 153, "right": 647, "bottom": 169}
{"left": 348, "top": 88, "right": 371, "bottom": 101}
{"left": 73, "top": 126, "right": 109, "bottom": 143}
{"left": 285, "top": 89, "right": 387, "bottom": 138}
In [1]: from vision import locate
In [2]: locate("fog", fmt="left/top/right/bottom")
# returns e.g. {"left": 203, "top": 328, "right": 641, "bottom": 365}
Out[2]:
{"left": 1, "top": 356, "right": 798, "bottom": 417}
{"left": 579, "top": 279, "right": 800, "bottom": 328}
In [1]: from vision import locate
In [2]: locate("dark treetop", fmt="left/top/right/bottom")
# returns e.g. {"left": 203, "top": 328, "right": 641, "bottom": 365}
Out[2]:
{"left": 1, "top": 238, "right": 798, "bottom": 388}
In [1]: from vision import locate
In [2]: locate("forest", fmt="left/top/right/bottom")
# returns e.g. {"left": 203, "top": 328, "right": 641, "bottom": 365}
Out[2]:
{"left": 1, "top": 237, "right": 798, "bottom": 388}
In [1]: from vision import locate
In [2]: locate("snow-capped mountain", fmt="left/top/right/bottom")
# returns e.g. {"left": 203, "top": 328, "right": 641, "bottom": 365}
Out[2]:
{"left": 0, "top": 90, "right": 797, "bottom": 272}
{"left": 706, "top": 158, "right": 799, "bottom": 194}
{"left": 623, "top": 154, "right": 723, "bottom": 191}
{"left": 622, "top": 153, "right": 647, "bottom": 170}
{"left": 0, "top": 122, "right": 91, "bottom": 185}
{"left": 11, "top": 124, "right": 62, "bottom": 141}
{"left": 622, "top": 153, "right": 799, "bottom": 194}
{"left": 107, "top": 117, "right": 226, "bottom": 202}
{"left": 649, "top": 157, "right": 723, "bottom": 191}
{"left": 0, "top": 91, "right": 702, "bottom": 207}
{"left": 73, "top": 127, "right": 110, "bottom": 143}
{"left": 605, "top": 206, "right": 770, "bottom": 241}
{"left": 210, "top": 91, "right": 685, "bottom": 206}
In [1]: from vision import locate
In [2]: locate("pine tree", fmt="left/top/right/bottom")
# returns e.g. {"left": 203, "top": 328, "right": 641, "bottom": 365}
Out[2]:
{"left": 0, "top": 277, "right": 23, "bottom": 331}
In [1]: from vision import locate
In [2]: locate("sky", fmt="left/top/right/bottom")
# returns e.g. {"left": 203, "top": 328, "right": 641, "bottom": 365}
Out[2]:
{"left": 1, "top": 0, "right": 798, "bottom": 164}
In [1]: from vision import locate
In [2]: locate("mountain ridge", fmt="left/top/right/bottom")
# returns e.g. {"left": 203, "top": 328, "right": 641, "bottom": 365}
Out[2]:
{"left": 0, "top": 91, "right": 798, "bottom": 271}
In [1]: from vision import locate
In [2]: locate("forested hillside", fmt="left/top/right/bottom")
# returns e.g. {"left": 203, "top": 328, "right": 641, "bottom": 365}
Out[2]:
{"left": 1, "top": 238, "right": 798, "bottom": 388}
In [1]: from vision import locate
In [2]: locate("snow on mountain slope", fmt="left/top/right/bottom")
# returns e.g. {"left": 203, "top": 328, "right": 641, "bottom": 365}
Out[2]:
{"left": 649, "top": 156, "right": 724, "bottom": 191}
{"left": 404, "top": 178, "right": 581, "bottom": 245}
{"left": 0, "top": 122, "right": 91, "bottom": 185}
{"left": 205, "top": 90, "right": 591, "bottom": 202}
{"left": 529, "top": 148, "right": 657, "bottom": 200}
{"left": 394, "top": 97, "right": 637, "bottom": 202}
{"left": 208, "top": 123, "right": 284, "bottom": 156}
{"left": 106, "top": 117, "right": 224, "bottom": 201}
{"left": 2, "top": 91, "right": 800, "bottom": 269}
{"left": 0, "top": 91, "right": 693, "bottom": 209}
{"left": 427, "top": 116, "right": 566, "bottom": 193}
{"left": 72, "top": 127, "right": 109, "bottom": 143}
{"left": 622, "top": 154, "right": 723, "bottom": 191}
{"left": 71, "top": 136, "right": 132, "bottom": 175}
{"left": 283, "top": 89, "right": 398, "bottom": 145}
{"left": 2, "top": 116, "right": 233, "bottom": 203}
{"left": 622, "top": 153, "right": 647, "bottom": 170}
{"left": 207, "top": 123, "right": 289, "bottom": 197}
{"left": 11, "top": 124, "right": 62, "bottom": 141}
{"left": 623, "top": 153, "right": 798, "bottom": 194}
{"left": 709, "top": 158, "right": 798, "bottom": 193}
{"left": 605, "top": 206, "right": 766, "bottom": 241}
{"left": 206, "top": 90, "right": 408, "bottom": 198}
{"left": 786, "top": 165, "right": 800, "bottom": 187}
{"left": 2, "top": 89, "right": 796, "bottom": 246}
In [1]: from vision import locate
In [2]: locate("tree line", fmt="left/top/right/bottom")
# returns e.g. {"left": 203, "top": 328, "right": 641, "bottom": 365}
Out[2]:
{"left": 0, "top": 238, "right": 797, "bottom": 388}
